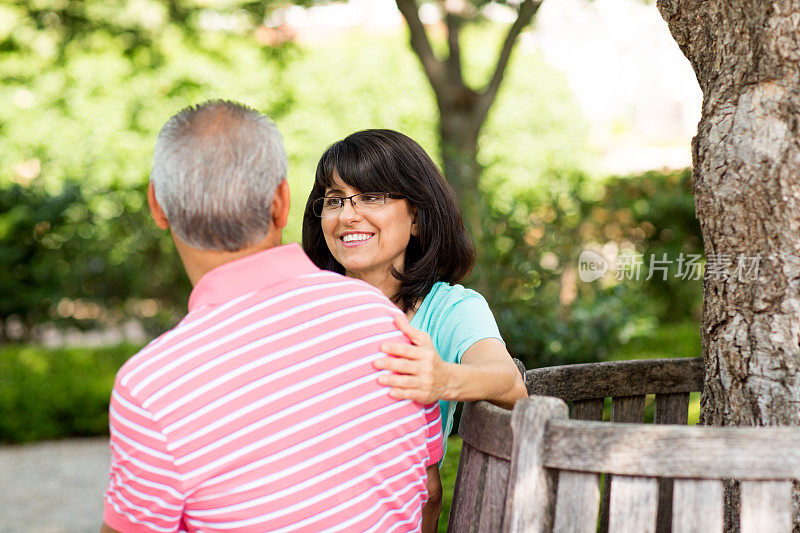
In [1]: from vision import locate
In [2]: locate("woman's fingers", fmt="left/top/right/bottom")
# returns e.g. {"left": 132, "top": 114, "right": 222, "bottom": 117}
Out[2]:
{"left": 388, "top": 388, "right": 428, "bottom": 402}
{"left": 378, "top": 374, "right": 419, "bottom": 389}
{"left": 393, "top": 314, "right": 434, "bottom": 347}
{"left": 375, "top": 356, "right": 419, "bottom": 375}
{"left": 380, "top": 341, "right": 426, "bottom": 359}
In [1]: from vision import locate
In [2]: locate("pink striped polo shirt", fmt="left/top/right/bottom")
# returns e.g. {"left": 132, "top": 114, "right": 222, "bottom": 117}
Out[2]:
{"left": 103, "top": 243, "right": 443, "bottom": 532}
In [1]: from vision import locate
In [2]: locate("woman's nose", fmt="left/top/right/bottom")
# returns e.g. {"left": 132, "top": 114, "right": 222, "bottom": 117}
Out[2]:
{"left": 338, "top": 199, "right": 363, "bottom": 222}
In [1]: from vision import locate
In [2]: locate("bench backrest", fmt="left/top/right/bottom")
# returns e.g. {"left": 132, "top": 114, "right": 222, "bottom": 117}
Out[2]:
{"left": 507, "top": 395, "right": 800, "bottom": 533}
{"left": 449, "top": 358, "right": 703, "bottom": 532}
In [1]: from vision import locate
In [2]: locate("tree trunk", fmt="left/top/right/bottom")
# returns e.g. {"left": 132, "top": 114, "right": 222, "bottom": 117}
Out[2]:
{"left": 657, "top": 0, "right": 800, "bottom": 424}
{"left": 438, "top": 96, "right": 483, "bottom": 249}
{"left": 658, "top": 0, "right": 800, "bottom": 527}
{"left": 394, "top": 0, "right": 543, "bottom": 291}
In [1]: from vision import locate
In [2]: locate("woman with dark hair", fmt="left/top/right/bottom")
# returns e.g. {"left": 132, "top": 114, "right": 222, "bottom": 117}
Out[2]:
{"left": 302, "top": 129, "right": 527, "bottom": 451}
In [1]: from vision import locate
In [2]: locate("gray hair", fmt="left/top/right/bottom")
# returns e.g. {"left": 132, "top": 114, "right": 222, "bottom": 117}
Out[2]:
{"left": 150, "top": 100, "right": 288, "bottom": 251}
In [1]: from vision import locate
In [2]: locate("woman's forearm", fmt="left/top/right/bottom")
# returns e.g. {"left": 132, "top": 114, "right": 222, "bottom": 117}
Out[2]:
{"left": 442, "top": 354, "right": 528, "bottom": 409}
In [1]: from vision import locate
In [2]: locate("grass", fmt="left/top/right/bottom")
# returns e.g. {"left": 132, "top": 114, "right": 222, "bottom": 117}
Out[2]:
{"left": 438, "top": 436, "right": 463, "bottom": 532}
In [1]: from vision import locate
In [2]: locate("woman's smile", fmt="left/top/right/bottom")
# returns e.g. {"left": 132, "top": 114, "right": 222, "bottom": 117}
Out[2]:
{"left": 340, "top": 231, "right": 375, "bottom": 246}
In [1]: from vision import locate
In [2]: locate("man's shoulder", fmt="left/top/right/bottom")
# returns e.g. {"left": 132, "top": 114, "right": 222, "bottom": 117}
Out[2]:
{"left": 115, "top": 271, "right": 401, "bottom": 396}
{"left": 295, "top": 270, "right": 400, "bottom": 310}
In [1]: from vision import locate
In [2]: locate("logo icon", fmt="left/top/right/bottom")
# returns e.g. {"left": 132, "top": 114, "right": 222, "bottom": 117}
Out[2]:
{"left": 578, "top": 250, "right": 608, "bottom": 282}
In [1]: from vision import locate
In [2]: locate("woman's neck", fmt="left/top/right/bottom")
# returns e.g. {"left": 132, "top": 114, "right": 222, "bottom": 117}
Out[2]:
{"left": 346, "top": 268, "right": 401, "bottom": 302}
{"left": 346, "top": 268, "right": 421, "bottom": 321}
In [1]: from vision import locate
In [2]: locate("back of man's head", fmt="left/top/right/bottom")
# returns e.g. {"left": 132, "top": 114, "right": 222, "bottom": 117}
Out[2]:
{"left": 150, "top": 100, "right": 287, "bottom": 252}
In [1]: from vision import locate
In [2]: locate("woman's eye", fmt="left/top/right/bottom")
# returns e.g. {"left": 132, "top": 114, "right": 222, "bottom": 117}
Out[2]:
{"left": 360, "top": 194, "right": 383, "bottom": 204}
{"left": 324, "top": 198, "right": 344, "bottom": 208}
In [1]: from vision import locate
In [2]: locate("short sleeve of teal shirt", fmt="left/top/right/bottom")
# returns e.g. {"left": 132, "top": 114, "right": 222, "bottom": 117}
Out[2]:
{"left": 409, "top": 282, "right": 504, "bottom": 461}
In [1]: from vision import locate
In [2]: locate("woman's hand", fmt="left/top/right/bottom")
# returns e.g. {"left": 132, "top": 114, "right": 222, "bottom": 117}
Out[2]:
{"left": 374, "top": 314, "right": 454, "bottom": 404}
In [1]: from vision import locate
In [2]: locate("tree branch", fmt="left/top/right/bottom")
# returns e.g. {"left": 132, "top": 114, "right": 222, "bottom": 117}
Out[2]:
{"left": 476, "top": 0, "right": 543, "bottom": 122}
{"left": 395, "top": 0, "right": 446, "bottom": 93}
{"left": 444, "top": 10, "right": 464, "bottom": 87}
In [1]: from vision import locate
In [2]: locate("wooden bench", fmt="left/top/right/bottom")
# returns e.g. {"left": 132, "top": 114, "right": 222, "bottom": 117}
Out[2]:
{"left": 506, "top": 395, "right": 800, "bottom": 533}
{"left": 448, "top": 358, "right": 704, "bottom": 532}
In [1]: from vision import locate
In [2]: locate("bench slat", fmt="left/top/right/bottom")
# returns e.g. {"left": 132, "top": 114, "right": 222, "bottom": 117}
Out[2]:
{"left": 478, "top": 454, "right": 511, "bottom": 532}
{"left": 571, "top": 398, "right": 604, "bottom": 421}
{"left": 608, "top": 475, "right": 658, "bottom": 533}
{"left": 504, "top": 396, "right": 569, "bottom": 533}
{"left": 740, "top": 480, "right": 792, "bottom": 533}
{"left": 600, "top": 395, "right": 647, "bottom": 532}
{"left": 447, "top": 442, "right": 484, "bottom": 532}
{"left": 671, "top": 479, "right": 723, "bottom": 532}
{"left": 553, "top": 471, "right": 600, "bottom": 533}
{"left": 654, "top": 392, "right": 690, "bottom": 533}
{"left": 654, "top": 392, "right": 690, "bottom": 425}
{"left": 526, "top": 358, "right": 703, "bottom": 401}
{"left": 543, "top": 420, "right": 800, "bottom": 479}
{"left": 459, "top": 400, "right": 513, "bottom": 460}
{"left": 612, "top": 395, "right": 646, "bottom": 423}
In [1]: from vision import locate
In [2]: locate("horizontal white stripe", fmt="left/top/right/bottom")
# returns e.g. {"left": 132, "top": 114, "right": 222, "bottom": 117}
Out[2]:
{"left": 122, "top": 291, "right": 256, "bottom": 386}
{"left": 176, "top": 385, "right": 388, "bottom": 467}
{"left": 124, "top": 275, "right": 343, "bottom": 387}
{"left": 109, "top": 405, "right": 166, "bottom": 444}
{"left": 105, "top": 495, "right": 178, "bottom": 533}
{"left": 150, "top": 310, "right": 396, "bottom": 416}
{"left": 142, "top": 300, "right": 394, "bottom": 409}
{"left": 185, "top": 461, "right": 426, "bottom": 530}
{"left": 132, "top": 281, "right": 365, "bottom": 396}
{"left": 107, "top": 487, "right": 181, "bottom": 522}
{"left": 110, "top": 440, "right": 183, "bottom": 482}
{"left": 189, "top": 426, "right": 427, "bottom": 515}
{"left": 369, "top": 492, "right": 423, "bottom": 533}
{"left": 169, "top": 354, "right": 384, "bottom": 450}
{"left": 163, "top": 329, "right": 399, "bottom": 435}
{"left": 190, "top": 401, "right": 419, "bottom": 490}
{"left": 141, "top": 288, "right": 379, "bottom": 396}
{"left": 331, "top": 476, "right": 424, "bottom": 533}
{"left": 111, "top": 470, "right": 183, "bottom": 512}
{"left": 111, "top": 388, "right": 154, "bottom": 419}
{"left": 112, "top": 462, "right": 186, "bottom": 501}
{"left": 111, "top": 421, "right": 174, "bottom": 463}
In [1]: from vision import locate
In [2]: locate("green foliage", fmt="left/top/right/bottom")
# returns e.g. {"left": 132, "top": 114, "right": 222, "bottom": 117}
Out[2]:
{"left": 597, "top": 170, "right": 703, "bottom": 322}
{"left": 609, "top": 322, "right": 700, "bottom": 360}
{"left": 0, "top": 343, "right": 140, "bottom": 443}
{"left": 2, "top": 10, "right": 589, "bottom": 339}
{"left": 0, "top": 181, "right": 190, "bottom": 339}
{"left": 477, "top": 168, "right": 702, "bottom": 369}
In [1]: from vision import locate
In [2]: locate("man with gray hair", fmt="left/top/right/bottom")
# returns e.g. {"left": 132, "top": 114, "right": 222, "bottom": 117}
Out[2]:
{"left": 101, "top": 100, "right": 442, "bottom": 532}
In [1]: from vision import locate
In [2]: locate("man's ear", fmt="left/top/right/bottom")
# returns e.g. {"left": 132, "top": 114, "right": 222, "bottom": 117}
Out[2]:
{"left": 147, "top": 182, "right": 169, "bottom": 230}
{"left": 271, "top": 180, "right": 291, "bottom": 230}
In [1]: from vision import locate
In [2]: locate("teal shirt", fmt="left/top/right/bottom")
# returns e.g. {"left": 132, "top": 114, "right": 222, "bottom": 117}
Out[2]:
{"left": 409, "top": 282, "right": 504, "bottom": 461}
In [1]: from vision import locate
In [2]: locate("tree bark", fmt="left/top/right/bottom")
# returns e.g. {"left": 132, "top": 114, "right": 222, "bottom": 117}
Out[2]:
{"left": 658, "top": 2, "right": 800, "bottom": 527}
{"left": 657, "top": 0, "right": 800, "bottom": 424}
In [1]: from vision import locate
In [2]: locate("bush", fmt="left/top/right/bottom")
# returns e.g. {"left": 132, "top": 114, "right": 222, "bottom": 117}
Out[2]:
{"left": 475, "top": 168, "right": 702, "bottom": 369}
{"left": 0, "top": 343, "right": 138, "bottom": 443}
{"left": 0, "top": 181, "right": 190, "bottom": 341}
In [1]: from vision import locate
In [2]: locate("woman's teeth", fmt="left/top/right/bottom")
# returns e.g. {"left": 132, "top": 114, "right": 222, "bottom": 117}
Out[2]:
{"left": 342, "top": 233, "right": 372, "bottom": 243}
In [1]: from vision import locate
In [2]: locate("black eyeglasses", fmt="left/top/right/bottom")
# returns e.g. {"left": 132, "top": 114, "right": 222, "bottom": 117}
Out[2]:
{"left": 312, "top": 192, "right": 405, "bottom": 218}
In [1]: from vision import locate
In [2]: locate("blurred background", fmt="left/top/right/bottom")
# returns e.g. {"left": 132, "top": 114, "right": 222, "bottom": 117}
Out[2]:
{"left": 0, "top": 0, "right": 703, "bottom": 528}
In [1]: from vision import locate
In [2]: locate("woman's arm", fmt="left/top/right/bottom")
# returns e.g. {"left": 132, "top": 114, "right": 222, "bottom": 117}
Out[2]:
{"left": 421, "top": 464, "right": 443, "bottom": 532}
{"left": 375, "top": 315, "right": 527, "bottom": 408}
